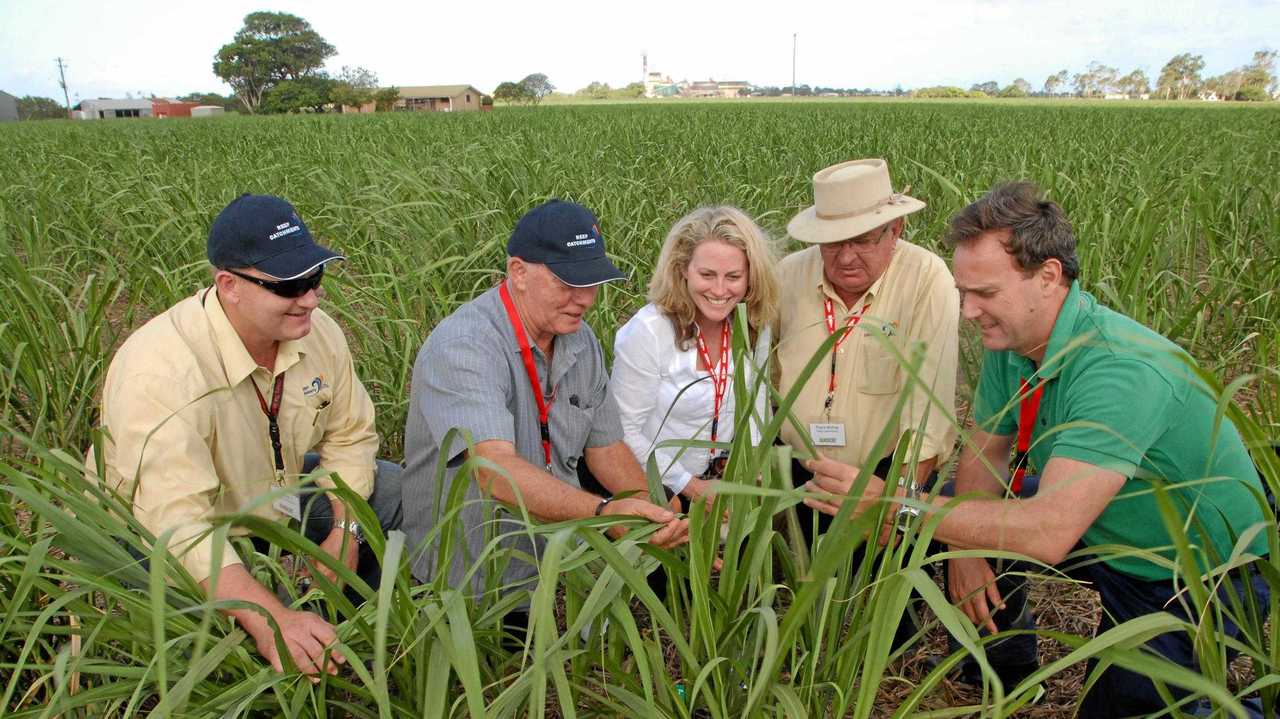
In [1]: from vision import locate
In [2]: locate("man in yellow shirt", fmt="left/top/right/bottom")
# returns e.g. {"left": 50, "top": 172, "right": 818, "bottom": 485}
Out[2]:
{"left": 776, "top": 159, "right": 959, "bottom": 543}
{"left": 88, "top": 194, "right": 399, "bottom": 679}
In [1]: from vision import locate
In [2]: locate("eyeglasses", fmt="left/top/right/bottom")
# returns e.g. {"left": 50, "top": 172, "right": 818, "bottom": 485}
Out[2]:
{"left": 224, "top": 267, "right": 324, "bottom": 298}
{"left": 820, "top": 223, "right": 897, "bottom": 255}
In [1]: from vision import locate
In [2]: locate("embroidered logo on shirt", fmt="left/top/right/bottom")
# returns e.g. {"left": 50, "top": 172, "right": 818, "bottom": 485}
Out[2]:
{"left": 302, "top": 377, "right": 329, "bottom": 396}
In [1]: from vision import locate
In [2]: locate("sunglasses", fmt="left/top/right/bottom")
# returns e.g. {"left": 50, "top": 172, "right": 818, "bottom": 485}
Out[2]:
{"left": 225, "top": 267, "right": 324, "bottom": 298}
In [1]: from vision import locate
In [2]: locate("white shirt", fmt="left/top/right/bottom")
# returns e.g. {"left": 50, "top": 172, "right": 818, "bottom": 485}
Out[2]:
{"left": 611, "top": 303, "right": 765, "bottom": 494}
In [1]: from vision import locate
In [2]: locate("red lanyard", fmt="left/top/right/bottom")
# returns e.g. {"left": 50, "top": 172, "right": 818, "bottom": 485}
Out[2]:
{"left": 694, "top": 320, "right": 732, "bottom": 452}
{"left": 499, "top": 282, "right": 555, "bottom": 471}
{"left": 1011, "top": 377, "right": 1045, "bottom": 494}
{"left": 821, "top": 297, "right": 872, "bottom": 416}
{"left": 251, "top": 372, "right": 287, "bottom": 483}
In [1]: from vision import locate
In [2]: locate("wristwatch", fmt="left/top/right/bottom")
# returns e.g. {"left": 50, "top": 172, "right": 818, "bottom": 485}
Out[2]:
{"left": 335, "top": 519, "right": 365, "bottom": 544}
{"left": 894, "top": 480, "right": 921, "bottom": 533}
{"left": 894, "top": 503, "right": 921, "bottom": 533}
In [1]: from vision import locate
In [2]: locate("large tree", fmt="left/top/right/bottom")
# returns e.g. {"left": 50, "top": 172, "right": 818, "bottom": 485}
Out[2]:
{"left": 519, "top": 73, "right": 555, "bottom": 105}
{"left": 213, "top": 11, "right": 336, "bottom": 113}
{"left": 1118, "top": 69, "right": 1150, "bottom": 97}
{"left": 493, "top": 81, "right": 528, "bottom": 104}
{"left": 1043, "top": 69, "right": 1069, "bottom": 96}
{"left": 1156, "top": 53, "right": 1205, "bottom": 100}
{"left": 1241, "top": 49, "right": 1277, "bottom": 95}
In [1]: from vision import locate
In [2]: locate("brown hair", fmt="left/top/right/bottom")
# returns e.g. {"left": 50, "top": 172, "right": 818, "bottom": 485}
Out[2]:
{"left": 945, "top": 181, "right": 1079, "bottom": 281}
{"left": 647, "top": 206, "right": 779, "bottom": 349}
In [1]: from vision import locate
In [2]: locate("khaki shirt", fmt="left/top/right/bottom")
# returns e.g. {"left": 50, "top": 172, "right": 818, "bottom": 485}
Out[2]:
{"left": 87, "top": 288, "right": 378, "bottom": 582}
{"left": 774, "top": 242, "right": 959, "bottom": 468}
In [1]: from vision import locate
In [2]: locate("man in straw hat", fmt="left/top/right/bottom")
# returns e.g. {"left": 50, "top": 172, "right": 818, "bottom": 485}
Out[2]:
{"left": 802, "top": 182, "right": 1272, "bottom": 717}
{"left": 776, "top": 159, "right": 959, "bottom": 555}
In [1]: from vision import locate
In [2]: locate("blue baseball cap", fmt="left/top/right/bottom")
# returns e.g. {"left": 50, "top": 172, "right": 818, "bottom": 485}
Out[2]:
{"left": 506, "top": 199, "right": 626, "bottom": 287}
{"left": 207, "top": 194, "right": 343, "bottom": 279}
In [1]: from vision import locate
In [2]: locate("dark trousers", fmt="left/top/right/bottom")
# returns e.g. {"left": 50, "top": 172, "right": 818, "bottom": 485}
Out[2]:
{"left": 298, "top": 453, "right": 404, "bottom": 594}
{"left": 943, "top": 475, "right": 1272, "bottom": 718}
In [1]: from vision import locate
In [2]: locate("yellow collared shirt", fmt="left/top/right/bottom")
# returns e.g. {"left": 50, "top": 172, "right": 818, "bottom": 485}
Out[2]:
{"left": 774, "top": 242, "right": 959, "bottom": 468}
{"left": 87, "top": 288, "right": 378, "bottom": 582}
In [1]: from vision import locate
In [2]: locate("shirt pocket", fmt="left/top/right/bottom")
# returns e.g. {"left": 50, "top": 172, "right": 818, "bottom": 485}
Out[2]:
{"left": 298, "top": 385, "right": 335, "bottom": 447}
{"left": 856, "top": 343, "right": 902, "bottom": 396}
{"left": 553, "top": 403, "right": 597, "bottom": 471}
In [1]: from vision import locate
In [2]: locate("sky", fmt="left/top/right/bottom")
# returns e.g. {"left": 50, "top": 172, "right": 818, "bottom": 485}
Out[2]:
{"left": 1, "top": 0, "right": 1277, "bottom": 101}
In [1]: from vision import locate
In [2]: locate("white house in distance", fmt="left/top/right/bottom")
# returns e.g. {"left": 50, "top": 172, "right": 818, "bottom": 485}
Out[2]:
{"left": 71, "top": 98, "right": 153, "bottom": 119}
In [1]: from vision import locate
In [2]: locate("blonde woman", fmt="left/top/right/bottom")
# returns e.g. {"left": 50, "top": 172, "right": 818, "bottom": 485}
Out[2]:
{"left": 612, "top": 206, "right": 779, "bottom": 504}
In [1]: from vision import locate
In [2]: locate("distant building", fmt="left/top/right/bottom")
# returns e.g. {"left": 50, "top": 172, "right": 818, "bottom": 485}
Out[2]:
{"left": 1200, "top": 91, "right": 1221, "bottom": 102}
{"left": 72, "top": 98, "right": 153, "bottom": 119}
{"left": 1103, "top": 93, "right": 1127, "bottom": 100}
{"left": 344, "top": 85, "right": 486, "bottom": 113}
{"left": 644, "top": 71, "right": 674, "bottom": 98}
{"left": 151, "top": 100, "right": 201, "bottom": 118}
{"left": 716, "top": 81, "right": 750, "bottom": 98}
{"left": 686, "top": 81, "right": 720, "bottom": 98}
{"left": 191, "top": 105, "right": 225, "bottom": 118}
{"left": 0, "top": 91, "right": 17, "bottom": 122}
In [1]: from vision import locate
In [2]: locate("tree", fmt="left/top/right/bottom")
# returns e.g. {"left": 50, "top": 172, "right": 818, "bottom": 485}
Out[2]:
{"left": 213, "top": 11, "right": 336, "bottom": 113}
{"left": 576, "top": 81, "right": 611, "bottom": 99}
{"left": 999, "top": 78, "right": 1032, "bottom": 97}
{"left": 970, "top": 80, "right": 999, "bottom": 95}
{"left": 178, "top": 91, "right": 240, "bottom": 112}
{"left": 493, "top": 81, "right": 527, "bottom": 104}
{"left": 330, "top": 65, "right": 379, "bottom": 111}
{"left": 999, "top": 81, "right": 1029, "bottom": 98}
{"left": 1118, "top": 69, "right": 1150, "bottom": 97}
{"left": 1156, "top": 53, "right": 1205, "bottom": 100}
{"left": 1241, "top": 49, "right": 1277, "bottom": 95}
{"left": 1043, "top": 69, "right": 1069, "bottom": 96}
{"left": 260, "top": 74, "right": 335, "bottom": 114}
{"left": 373, "top": 86, "right": 400, "bottom": 111}
{"left": 618, "top": 82, "right": 645, "bottom": 98}
{"left": 519, "top": 73, "right": 554, "bottom": 105}
{"left": 16, "top": 96, "right": 64, "bottom": 120}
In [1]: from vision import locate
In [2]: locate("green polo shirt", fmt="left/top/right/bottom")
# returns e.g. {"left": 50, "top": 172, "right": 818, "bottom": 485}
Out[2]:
{"left": 973, "top": 281, "right": 1270, "bottom": 581}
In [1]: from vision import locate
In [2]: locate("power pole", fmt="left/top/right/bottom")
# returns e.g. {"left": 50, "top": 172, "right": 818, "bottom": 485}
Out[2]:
{"left": 791, "top": 33, "right": 797, "bottom": 95}
{"left": 55, "top": 57, "right": 71, "bottom": 115}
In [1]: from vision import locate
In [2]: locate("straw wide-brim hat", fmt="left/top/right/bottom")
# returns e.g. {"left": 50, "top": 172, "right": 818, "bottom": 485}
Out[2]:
{"left": 787, "top": 159, "right": 925, "bottom": 244}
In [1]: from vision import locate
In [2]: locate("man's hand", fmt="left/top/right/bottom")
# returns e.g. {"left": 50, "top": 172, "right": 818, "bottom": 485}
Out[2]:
{"left": 309, "top": 527, "right": 359, "bottom": 586}
{"left": 948, "top": 556, "right": 1003, "bottom": 635}
{"left": 601, "top": 497, "right": 689, "bottom": 548}
{"left": 247, "top": 606, "right": 347, "bottom": 681}
{"left": 800, "top": 456, "right": 888, "bottom": 518}
{"left": 681, "top": 476, "right": 719, "bottom": 511}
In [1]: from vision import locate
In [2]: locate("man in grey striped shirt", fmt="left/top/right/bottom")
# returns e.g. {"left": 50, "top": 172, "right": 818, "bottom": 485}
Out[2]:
{"left": 401, "top": 200, "right": 688, "bottom": 630}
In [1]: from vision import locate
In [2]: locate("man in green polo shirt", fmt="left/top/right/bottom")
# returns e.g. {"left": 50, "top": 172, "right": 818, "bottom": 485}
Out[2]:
{"left": 801, "top": 182, "right": 1272, "bottom": 717}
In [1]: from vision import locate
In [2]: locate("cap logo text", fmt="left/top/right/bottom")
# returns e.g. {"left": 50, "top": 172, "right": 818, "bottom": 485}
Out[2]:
{"left": 268, "top": 224, "right": 301, "bottom": 241}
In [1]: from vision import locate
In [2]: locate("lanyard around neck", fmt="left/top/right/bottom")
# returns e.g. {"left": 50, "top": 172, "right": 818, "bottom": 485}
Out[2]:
{"left": 499, "top": 282, "right": 555, "bottom": 471}
{"left": 251, "top": 372, "right": 287, "bottom": 483}
{"left": 822, "top": 296, "right": 872, "bottom": 418}
{"left": 1011, "top": 377, "right": 1045, "bottom": 494}
{"left": 694, "top": 320, "right": 732, "bottom": 452}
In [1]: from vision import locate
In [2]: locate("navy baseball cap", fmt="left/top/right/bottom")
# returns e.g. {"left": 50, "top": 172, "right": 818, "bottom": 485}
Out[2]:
{"left": 207, "top": 194, "right": 343, "bottom": 280}
{"left": 506, "top": 200, "right": 626, "bottom": 287}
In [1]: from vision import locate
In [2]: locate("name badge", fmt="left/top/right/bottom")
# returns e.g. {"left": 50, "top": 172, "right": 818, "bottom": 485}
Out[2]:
{"left": 272, "top": 494, "right": 303, "bottom": 521}
{"left": 809, "top": 422, "right": 847, "bottom": 447}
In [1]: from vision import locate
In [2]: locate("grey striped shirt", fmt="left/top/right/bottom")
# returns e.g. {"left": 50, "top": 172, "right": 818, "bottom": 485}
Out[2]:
{"left": 401, "top": 285, "right": 623, "bottom": 595}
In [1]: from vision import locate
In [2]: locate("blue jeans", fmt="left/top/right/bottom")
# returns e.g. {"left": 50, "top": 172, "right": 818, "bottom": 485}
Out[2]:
{"left": 942, "top": 476, "right": 1272, "bottom": 718}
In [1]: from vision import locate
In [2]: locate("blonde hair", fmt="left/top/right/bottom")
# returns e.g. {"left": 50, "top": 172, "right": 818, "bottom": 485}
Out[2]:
{"left": 647, "top": 206, "right": 779, "bottom": 350}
